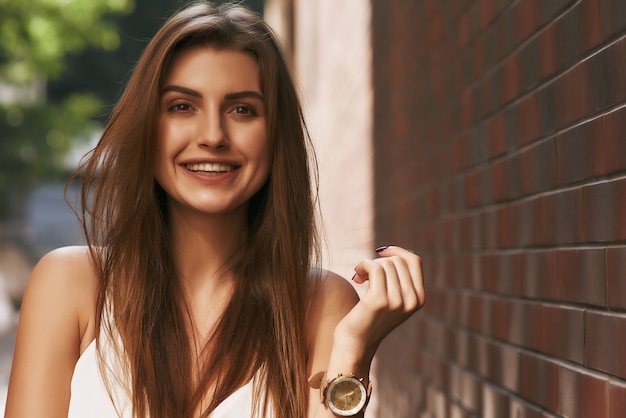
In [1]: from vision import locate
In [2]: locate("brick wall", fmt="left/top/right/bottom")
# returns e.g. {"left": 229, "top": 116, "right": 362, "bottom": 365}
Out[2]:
{"left": 371, "top": 0, "right": 626, "bottom": 417}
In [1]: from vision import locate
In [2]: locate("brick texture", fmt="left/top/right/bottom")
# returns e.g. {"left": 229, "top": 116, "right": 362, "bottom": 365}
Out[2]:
{"left": 369, "top": 0, "right": 626, "bottom": 417}
{"left": 289, "top": 0, "right": 626, "bottom": 416}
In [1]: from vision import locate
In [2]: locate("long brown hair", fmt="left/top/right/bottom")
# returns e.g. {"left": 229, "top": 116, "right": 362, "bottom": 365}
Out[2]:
{"left": 70, "top": 2, "right": 319, "bottom": 416}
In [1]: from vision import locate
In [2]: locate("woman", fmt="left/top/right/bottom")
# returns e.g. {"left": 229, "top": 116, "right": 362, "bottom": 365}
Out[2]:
{"left": 5, "top": 2, "right": 425, "bottom": 417}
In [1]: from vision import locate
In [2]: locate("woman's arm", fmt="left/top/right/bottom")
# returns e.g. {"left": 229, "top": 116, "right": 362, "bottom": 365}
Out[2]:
{"left": 306, "top": 246, "right": 425, "bottom": 417}
{"left": 5, "top": 246, "right": 97, "bottom": 418}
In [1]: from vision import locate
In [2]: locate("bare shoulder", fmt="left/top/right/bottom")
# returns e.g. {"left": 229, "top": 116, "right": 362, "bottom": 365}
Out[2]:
{"left": 28, "top": 245, "right": 98, "bottom": 342}
{"left": 30, "top": 246, "right": 97, "bottom": 312}
{"left": 33, "top": 246, "right": 99, "bottom": 340}
{"left": 5, "top": 245, "right": 99, "bottom": 417}
{"left": 307, "top": 268, "right": 360, "bottom": 318}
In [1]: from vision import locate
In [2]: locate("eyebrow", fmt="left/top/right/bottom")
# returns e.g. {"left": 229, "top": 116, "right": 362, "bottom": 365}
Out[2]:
{"left": 161, "top": 85, "right": 264, "bottom": 101}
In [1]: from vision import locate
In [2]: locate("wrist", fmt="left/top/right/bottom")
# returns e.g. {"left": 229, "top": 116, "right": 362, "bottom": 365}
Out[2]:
{"left": 326, "top": 327, "right": 376, "bottom": 382}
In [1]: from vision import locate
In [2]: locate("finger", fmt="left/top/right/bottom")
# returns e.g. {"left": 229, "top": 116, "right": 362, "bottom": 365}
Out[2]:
{"left": 373, "top": 257, "right": 404, "bottom": 311}
{"left": 376, "top": 245, "right": 425, "bottom": 307}
{"left": 353, "top": 258, "right": 388, "bottom": 299}
{"left": 377, "top": 255, "right": 419, "bottom": 312}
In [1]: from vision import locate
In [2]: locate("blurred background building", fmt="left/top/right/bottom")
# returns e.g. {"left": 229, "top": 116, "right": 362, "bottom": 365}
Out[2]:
{"left": 1, "top": 0, "right": 625, "bottom": 417}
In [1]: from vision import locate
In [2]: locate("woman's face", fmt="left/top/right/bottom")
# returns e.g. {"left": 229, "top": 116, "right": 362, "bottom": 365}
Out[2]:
{"left": 155, "top": 46, "right": 269, "bottom": 219}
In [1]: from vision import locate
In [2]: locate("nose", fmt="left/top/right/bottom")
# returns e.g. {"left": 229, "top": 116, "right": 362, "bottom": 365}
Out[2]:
{"left": 197, "top": 108, "right": 228, "bottom": 150}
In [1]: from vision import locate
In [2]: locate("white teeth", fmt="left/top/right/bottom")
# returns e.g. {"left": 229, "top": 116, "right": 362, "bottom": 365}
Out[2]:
{"left": 186, "top": 163, "right": 235, "bottom": 173}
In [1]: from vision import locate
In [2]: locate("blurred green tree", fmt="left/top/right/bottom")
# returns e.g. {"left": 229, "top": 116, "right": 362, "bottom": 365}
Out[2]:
{"left": 0, "top": 0, "right": 134, "bottom": 220}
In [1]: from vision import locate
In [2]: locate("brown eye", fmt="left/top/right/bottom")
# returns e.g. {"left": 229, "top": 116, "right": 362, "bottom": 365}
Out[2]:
{"left": 232, "top": 105, "right": 255, "bottom": 116}
{"left": 170, "top": 103, "right": 192, "bottom": 112}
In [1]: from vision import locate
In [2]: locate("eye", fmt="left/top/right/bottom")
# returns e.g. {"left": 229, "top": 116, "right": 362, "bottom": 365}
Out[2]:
{"left": 168, "top": 102, "right": 193, "bottom": 112}
{"left": 231, "top": 105, "right": 256, "bottom": 116}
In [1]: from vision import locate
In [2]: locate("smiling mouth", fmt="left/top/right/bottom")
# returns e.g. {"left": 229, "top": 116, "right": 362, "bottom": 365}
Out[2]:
{"left": 185, "top": 163, "right": 236, "bottom": 175}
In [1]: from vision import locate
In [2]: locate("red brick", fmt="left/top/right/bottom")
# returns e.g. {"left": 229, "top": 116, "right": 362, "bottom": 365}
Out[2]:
{"left": 509, "top": 399, "right": 546, "bottom": 418}
{"left": 557, "top": 248, "right": 606, "bottom": 306}
{"left": 604, "top": 107, "right": 626, "bottom": 174}
{"left": 460, "top": 371, "right": 483, "bottom": 414}
{"left": 497, "top": 205, "right": 516, "bottom": 248}
{"left": 554, "top": 2, "right": 584, "bottom": 71}
{"left": 601, "top": 0, "right": 626, "bottom": 45}
{"left": 501, "top": 251, "right": 524, "bottom": 295}
{"left": 584, "top": 178, "right": 626, "bottom": 242}
{"left": 559, "top": 365, "right": 609, "bottom": 418}
{"left": 522, "top": 250, "right": 559, "bottom": 300}
{"left": 519, "top": 138, "right": 557, "bottom": 195}
{"left": 539, "top": 304, "right": 584, "bottom": 363}
{"left": 533, "top": 194, "right": 555, "bottom": 246}
{"left": 482, "top": 384, "right": 510, "bottom": 418}
{"left": 472, "top": 35, "right": 484, "bottom": 82}
{"left": 458, "top": 10, "right": 470, "bottom": 49}
{"left": 520, "top": 353, "right": 560, "bottom": 411}
{"left": 556, "top": 118, "right": 605, "bottom": 185}
{"left": 499, "top": 345, "right": 521, "bottom": 392}
{"left": 586, "top": 311, "right": 626, "bottom": 379}
{"left": 478, "top": 0, "right": 497, "bottom": 28}
{"left": 555, "top": 63, "right": 589, "bottom": 129}
{"left": 488, "top": 298, "right": 511, "bottom": 341}
{"left": 451, "top": 135, "right": 470, "bottom": 173}
{"left": 502, "top": 53, "right": 521, "bottom": 104}
{"left": 509, "top": 300, "right": 527, "bottom": 346}
{"left": 605, "top": 36, "right": 626, "bottom": 108}
{"left": 539, "top": 25, "right": 556, "bottom": 78}
{"left": 482, "top": 207, "right": 498, "bottom": 249}
{"left": 581, "top": 0, "right": 602, "bottom": 51}
{"left": 487, "top": 112, "right": 507, "bottom": 157}
{"left": 449, "top": 402, "right": 471, "bottom": 418}
{"left": 553, "top": 188, "right": 584, "bottom": 244}
{"left": 517, "top": 92, "right": 541, "bottom": 145}
{"left": 464, "top": 168, "right": 485, "bottom": 209}
{"left": 514, "top": 0, "right": 540, "bottom": 44}
{"left": 607, "top": 247, "right": 626, "bottom": 308}
{"left": 609, "top": 379, "right": 626, "bottom": 418}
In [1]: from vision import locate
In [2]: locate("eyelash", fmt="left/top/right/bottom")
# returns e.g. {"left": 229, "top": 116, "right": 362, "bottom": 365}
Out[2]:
{"left": 164, "top": 101, "right": 259, "bottom": 117}
{"left": 231, "top": 105, "right": 256, "bottom": 116}
{"left": 169, "top": 103, "right": 193, "bottom": 112}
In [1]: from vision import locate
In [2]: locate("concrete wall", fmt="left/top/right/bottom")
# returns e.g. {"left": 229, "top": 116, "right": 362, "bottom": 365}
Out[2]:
{"left": 287, "top": 0, "right": 375, "bottom": 280}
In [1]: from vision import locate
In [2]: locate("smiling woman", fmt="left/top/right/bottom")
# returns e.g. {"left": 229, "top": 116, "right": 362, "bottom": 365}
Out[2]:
{"left": 4, "top": 2, "right": 425, "bottom": 418}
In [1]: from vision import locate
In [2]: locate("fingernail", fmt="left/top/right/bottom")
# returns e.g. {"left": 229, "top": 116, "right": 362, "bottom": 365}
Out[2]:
{"left": 375, "top": 245, "right": 390, "bottom": 253}
{"left": 351, "top": 273, "right": 357, "bottom": 281}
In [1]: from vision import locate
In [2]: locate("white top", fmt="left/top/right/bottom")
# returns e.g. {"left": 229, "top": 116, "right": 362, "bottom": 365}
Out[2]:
{"left": 68, "top": 338, "right": 266, "bottom": 417}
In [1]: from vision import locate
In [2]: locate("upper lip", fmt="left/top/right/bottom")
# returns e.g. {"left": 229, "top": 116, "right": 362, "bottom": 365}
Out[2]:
{"left": 180, "top": 157, "right": 240, "bottom": 166}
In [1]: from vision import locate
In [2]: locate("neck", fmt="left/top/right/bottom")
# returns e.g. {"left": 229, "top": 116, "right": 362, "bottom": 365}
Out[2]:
{"left": 167, "top": 203, "right": 248, "bottom": 295}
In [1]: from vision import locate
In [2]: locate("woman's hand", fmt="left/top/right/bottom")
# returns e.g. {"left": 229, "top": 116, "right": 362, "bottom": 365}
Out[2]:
{"left": 334, "top": 245, "right": 425, "bottom": 358}
{"left": 306, "top": 245, "right": 425, "bottom": 417}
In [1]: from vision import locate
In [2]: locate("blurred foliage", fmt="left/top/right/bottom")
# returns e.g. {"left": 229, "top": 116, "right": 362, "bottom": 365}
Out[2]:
{"left": 0, "top": 0, "right": 133, "bottom": 83}
{"left": 0, "top": 0, "right": 134, "bottom": 220}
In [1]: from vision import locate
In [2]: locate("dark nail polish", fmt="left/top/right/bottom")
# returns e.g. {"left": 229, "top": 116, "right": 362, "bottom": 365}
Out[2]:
{"left": 375, "top": 245, "right": 390, "bottom": 253}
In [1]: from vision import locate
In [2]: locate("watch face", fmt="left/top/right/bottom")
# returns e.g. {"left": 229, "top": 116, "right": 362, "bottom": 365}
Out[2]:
{"left": 326, "top": 376, "right": 367, "bottom": 416}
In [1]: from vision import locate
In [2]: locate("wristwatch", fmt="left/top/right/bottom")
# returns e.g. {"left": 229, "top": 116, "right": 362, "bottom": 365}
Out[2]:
{"left": 320, "top": 373, "right": 372, "bottom": 416}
